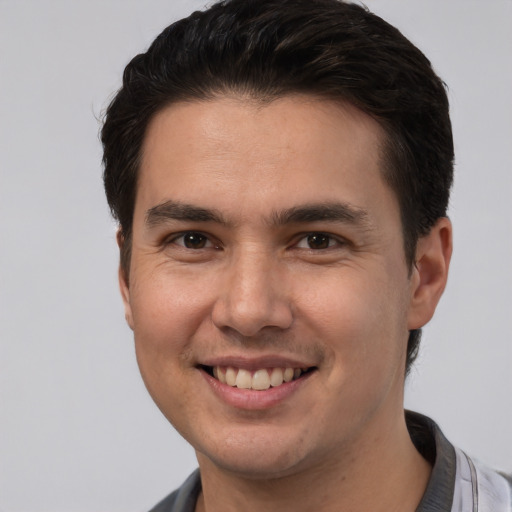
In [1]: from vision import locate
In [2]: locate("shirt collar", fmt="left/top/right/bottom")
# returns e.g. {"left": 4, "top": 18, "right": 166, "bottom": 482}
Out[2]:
{"left": 406, "top": 410, "right": 456, "bottom": 512}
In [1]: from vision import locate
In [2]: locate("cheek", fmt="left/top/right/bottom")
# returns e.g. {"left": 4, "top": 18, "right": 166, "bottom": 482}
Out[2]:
{"left": 297, "top": 271, "right": 408, "bottom": 375}
{"left": 128, "top": 274, "right": 212, "bottom": 427}
{"left": 128, "top": 271, "right": 218, "bottom": 406}
{"left": 130, "top": 270, "right": 213, "bottom": 346}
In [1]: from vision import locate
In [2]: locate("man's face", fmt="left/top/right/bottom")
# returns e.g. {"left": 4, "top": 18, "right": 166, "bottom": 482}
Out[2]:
{"left": 121, "top": 96, "right": 420, "bottom": 478}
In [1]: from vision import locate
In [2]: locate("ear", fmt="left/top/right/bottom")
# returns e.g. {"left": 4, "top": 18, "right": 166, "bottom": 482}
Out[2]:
{"left": 407, "top": 217, "right": 453, "bottom": 330}
{"left": 117, "top": 229, "right": 134, "bottom": 330}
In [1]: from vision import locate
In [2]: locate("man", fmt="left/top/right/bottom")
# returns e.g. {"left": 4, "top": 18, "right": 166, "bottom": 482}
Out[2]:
{"left": 101, "top": 0, "right": 511, "bottom": 510}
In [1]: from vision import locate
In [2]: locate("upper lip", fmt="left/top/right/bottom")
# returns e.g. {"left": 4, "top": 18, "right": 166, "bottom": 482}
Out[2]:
{"left": 199, "top": 355, "right": 316, "bottom": 370}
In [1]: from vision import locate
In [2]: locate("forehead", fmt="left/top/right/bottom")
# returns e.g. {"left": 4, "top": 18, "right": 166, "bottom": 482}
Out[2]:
{"left": 137, "top": 95, "right": 394, "bottom": 221}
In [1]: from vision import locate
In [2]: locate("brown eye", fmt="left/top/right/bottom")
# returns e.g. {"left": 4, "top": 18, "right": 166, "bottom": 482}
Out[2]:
{"left": 306, "top": 233, "right": 332, "bottom": 249}
{"left": 182, "top": 232, "right": 209, "bottom": 249}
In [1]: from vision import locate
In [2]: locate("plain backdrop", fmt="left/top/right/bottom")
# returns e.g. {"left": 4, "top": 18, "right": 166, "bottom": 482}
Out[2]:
{"left": 1, "top": 1, "right": 511, "bottom": 511}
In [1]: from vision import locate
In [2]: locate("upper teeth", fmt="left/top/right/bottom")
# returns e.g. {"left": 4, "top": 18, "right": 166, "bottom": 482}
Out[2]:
{"left": 212, "top": 366, "right": 305, "bottom": 390}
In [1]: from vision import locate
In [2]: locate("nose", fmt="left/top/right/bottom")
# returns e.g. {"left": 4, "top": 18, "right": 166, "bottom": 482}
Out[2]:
{"left": 211, "top": 248, "right": 293, "bottom": 337}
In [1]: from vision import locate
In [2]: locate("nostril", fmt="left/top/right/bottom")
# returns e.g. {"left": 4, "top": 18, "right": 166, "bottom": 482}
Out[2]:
{"left": 211, "top": 300, "right": 294, "bottom": 337}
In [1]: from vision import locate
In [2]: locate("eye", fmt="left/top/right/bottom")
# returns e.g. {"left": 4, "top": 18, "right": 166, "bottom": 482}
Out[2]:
{"left": 295, "top": 232, "right": 341, "bottom": 250}
{"left": 171, "top": 231, "right": 215, "bottom": 249}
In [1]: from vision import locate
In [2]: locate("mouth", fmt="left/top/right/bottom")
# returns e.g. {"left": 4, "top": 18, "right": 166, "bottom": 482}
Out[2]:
{"left": 200, "top": 365, "right": 316, "bottom": 391}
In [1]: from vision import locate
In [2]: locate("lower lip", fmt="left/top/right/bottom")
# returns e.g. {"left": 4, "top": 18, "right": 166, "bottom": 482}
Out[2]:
{"left": 200, "top": 369, "right": 314, "bottom": 410}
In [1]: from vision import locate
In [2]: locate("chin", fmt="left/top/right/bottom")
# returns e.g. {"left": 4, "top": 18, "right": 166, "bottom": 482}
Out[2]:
{"left": 195, "top": 431, "right": 312, "bottom": 480}
{"left": 204, "top": 455, "right": 304, "bottom": 480}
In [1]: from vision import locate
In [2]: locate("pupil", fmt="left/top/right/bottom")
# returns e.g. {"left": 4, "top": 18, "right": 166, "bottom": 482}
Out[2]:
{"left": 184, "top": 232, "right": 206, "bottom": 249}
{"left": 308, "top": 233, "right": 329, "bottom": 249}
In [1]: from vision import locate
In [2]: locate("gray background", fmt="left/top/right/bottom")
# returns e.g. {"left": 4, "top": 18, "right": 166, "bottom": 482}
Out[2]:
{"left": 1, "top": 1, "right": 511, "bottom": 511}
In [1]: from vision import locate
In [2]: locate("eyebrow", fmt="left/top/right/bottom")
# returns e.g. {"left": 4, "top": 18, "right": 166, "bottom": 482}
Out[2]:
{"left": 145, "top": 200, "right": 371, "bottom": 230}
{"left": 271, "top": 202, "right": 371, "bottom": 228}
{"left": 145, "top": 200, "right": 228, "bottom": 227}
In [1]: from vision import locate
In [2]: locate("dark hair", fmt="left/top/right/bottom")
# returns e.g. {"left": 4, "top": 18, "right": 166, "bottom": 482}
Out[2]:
{"left": 101, "top": 0, "right": 453, "bottom": 373}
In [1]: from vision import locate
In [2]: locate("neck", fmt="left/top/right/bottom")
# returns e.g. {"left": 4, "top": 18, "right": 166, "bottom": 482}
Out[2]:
{"left": 195, "top": 411, "right": 431, "bottom": 512}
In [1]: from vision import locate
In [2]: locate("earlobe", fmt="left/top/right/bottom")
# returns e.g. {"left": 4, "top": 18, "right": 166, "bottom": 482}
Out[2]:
{"left": 407, "top": 217, "right": 453, "bottom": 330}
{"left": 117, "top": 230, "right": 134, "bottom": 330}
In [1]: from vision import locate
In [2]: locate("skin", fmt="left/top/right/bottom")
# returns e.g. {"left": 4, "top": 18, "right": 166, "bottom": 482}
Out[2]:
{"left": 119, "top": 95, "right": 452, "bottom": 511}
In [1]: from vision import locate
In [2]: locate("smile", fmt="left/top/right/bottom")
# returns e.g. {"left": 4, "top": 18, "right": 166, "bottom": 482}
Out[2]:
{"left": 201, "top": 366, "right": 315, "bottom": 391}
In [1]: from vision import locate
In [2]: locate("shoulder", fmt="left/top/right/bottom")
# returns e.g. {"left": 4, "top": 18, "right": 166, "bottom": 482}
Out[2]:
{"left": 148, "top": 469, "right": 201, "bottom": 512}
{"left": 149, "top": 489, "right": 179, "bottom": 512}
{"left": 465, "top": 454, "right": 512, "bottom": 511}
{"left": 406, "top": 410, "right": 512, "bottom": 511}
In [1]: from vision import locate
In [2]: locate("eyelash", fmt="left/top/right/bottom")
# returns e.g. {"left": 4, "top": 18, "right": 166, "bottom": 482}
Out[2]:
{"left": 166, "top": 231, "right": 220, "bottom": 250}
{"left": 294, "top": 232, "right": 345, "bottom": 251}
{"left": 165, "top": 231, "right": 346, "bottom": 251}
